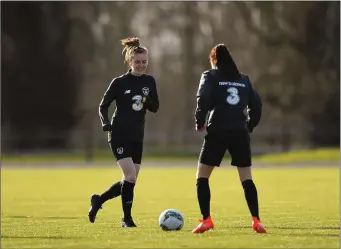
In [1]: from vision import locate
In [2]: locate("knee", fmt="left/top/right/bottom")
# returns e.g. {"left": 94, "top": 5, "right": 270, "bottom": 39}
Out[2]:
{"left": 124, "top": 173, "right": 137, "bottom": 183}
{"left": 196, "top": 163, "right": 214, "bottom": 179}
{"left": 196, "top": 171, "right": 208, "bottom": 179}
{"left": 134, "top": 164, "right": 141, "bottom": 178}
{"left": 237, "top": 166, "right": 252, "bottom": 183}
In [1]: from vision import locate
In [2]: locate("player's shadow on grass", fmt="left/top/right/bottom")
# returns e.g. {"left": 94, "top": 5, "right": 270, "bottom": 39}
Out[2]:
{"left": 229, "top": 225, "right": 339, "bottom": 237}
{"left": 6, "top": 215, "right": 80, "bottom": 220}
{"left": 232, "top": 225, "right": 340, "bottom": 230}
{"left": 2, "top": 235, "right": 80, "bottom": 240}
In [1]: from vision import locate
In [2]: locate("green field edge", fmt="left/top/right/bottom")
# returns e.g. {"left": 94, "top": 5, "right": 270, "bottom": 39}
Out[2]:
{"left": 1, "top": 148, "right": 339, "bottom": 165}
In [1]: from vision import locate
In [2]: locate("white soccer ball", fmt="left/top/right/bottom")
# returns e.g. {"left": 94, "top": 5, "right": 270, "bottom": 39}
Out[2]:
{"left": 159, "top": 209, "right": 184, "bottom": 231}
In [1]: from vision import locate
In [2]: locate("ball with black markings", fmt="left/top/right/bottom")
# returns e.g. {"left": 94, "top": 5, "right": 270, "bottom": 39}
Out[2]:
{"left": 158, "top": 209, "right": 184, "bottom": 231}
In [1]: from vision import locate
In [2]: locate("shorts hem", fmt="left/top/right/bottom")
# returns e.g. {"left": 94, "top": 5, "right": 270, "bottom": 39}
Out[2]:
{"left": 199, "top": 159, "right": 221, "bottom": 167}
{"left": 231, "top": 162, "right": 252, "bottom": 167}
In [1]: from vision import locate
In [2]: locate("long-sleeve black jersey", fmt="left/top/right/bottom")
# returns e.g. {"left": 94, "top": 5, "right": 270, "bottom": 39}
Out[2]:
{"left": 195, "top": 69, "right": 262, "bottom": 133}
{"left": 99, "top": 70, "right": 159, "bottom": 142}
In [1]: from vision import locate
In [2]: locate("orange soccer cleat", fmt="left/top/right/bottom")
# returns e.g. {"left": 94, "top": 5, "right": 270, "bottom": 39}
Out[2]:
{"left": 192, "top": 216, "right": 214, "bottom": 234}
{"left": 252, "top": 217, "right": 267, "bottom": 233}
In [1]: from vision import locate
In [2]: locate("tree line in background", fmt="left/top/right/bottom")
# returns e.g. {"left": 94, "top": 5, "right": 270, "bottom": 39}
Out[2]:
{"left": 1, "top": 1, "right": 339, "bottom": 153}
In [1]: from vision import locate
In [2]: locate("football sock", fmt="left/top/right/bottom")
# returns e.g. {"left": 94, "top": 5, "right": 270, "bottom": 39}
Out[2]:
{"left": 121, "top": 180, "right": 135, "bottom": 220}
{"left": 242, "top": 179, "right": 260, "bottom": 220}
{"left": 197, "top": 178, "right": 211, "bottom": 220}
{"left": 100, "top": 181, "right": 122, "bottom": 203}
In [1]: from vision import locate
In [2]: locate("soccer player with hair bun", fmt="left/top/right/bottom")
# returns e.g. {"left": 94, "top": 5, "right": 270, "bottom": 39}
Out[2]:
{"left": 88, "top": 37, "right": 159, "bottom": 228}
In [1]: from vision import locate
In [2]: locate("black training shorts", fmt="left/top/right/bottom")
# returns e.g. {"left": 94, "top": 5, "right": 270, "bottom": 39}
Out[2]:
{"left": 108, "top": 131, "right": 143, "bottom": 164}
{"left": 199, "top": 129, "right": 251, "bottom": 167}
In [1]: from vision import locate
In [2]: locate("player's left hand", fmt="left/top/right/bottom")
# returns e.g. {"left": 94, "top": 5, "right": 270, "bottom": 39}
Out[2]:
{"left": 247, "top": 123, "right": 254, "bottom": 133}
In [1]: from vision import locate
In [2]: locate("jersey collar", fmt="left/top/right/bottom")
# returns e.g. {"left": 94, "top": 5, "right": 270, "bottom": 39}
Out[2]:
{"left": 126, "top": 69, "right": 144, "bottom": 77}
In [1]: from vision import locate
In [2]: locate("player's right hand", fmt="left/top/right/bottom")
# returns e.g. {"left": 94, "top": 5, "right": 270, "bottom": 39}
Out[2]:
{"left": 102, "top": 124, "right": 112, "bottom": 132}
{"left": 196, "top": 124, "right": 206, "bottom": 132}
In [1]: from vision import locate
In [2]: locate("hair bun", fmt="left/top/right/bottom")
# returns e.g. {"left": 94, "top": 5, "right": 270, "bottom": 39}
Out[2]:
{"left": 121, "top": 37, "right": 140, "bottom": 48}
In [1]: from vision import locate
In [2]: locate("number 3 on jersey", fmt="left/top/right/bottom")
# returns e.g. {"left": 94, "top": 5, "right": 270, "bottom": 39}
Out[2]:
{"left": 132, "top": 95, "right": 144, "bottom": 111}
{"left": 226, "top": 87, "right": 240, "bottom": 105}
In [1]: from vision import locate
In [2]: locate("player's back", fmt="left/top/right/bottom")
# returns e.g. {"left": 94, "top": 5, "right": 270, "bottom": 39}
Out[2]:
{"left": 205, "top": 69, "right": 252, "bottom": 132}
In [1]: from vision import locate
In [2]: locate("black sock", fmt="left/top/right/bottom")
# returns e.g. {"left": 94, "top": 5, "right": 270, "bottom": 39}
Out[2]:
{"left": 197, "top": 178, "right": 211, "bottom": 220}
{"left": 242, "top": 179, "right": 260, "bottom": 220}
{"left": 121, "top": 180, "right": 135, "bottom": 220}
{"left": 100, "top": 181, "right": 122, "bottom": 204}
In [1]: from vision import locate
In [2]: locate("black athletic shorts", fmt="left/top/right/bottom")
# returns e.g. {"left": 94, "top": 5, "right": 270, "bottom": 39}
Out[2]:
{"left": 199, "top": 129, "right": 251, "bottom": 167}
{"left": 108, "top": 131, "right": 143, "bottom": 164}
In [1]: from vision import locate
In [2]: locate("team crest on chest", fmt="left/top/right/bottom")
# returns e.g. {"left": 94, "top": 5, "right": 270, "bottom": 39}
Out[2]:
{"left": 142, "top": 87, "right": 149, "bottom": 96}
{"left": 117, "top": 147, "right": 124, "bottom": 154}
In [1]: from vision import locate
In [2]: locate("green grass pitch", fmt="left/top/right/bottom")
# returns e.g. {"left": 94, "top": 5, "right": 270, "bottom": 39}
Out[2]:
{"left": 1, "top": 164, "right": 340, "bottom": 248}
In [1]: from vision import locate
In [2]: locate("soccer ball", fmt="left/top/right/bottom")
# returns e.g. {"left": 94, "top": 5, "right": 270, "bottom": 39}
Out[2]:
{"left": 159, "top": 209, "right": 184, "bottom": 231}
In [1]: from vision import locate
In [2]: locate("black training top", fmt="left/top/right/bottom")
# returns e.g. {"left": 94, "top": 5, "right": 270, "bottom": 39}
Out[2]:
{"left": 99, "top": 69, "right": 159, "bottom": 142}
{"left": 195, "top": 69, "right": 262, "bottom": 133}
